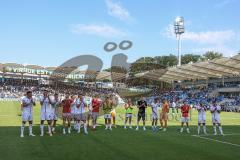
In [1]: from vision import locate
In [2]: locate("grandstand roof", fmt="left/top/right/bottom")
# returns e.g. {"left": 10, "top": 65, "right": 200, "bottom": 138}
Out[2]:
{"left": 136, "top": 55, "right": 240, "bottom": 83}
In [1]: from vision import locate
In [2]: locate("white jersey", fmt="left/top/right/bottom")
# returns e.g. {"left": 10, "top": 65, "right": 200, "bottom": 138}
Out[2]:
{"left": 71, "top": 99, "right": 77, "bottom": 114}
{"left": 171, "top": 102, "right": 176, "bottom": 108}
{"left": 151, "top": 102, "right": 160, "bottom": 114}
{"left": 22, "top": 97, "right": 34, "bottom": 114}
{"left": 40, "top": 96, "right": 52, "bottom": 113}
{"left": 196, "top": 105, "right": 207, "bottom": 123}
{"left": 75, "top": 98, "right": 87, "bottom": 114}
{"left": 210, "top": 105, "right": 221, "bottom": 123}
{"left": 88, "top": 97, "right": 93, "bottom": 112}
{"left": 51, "top": 98, "right": 61, "bottom": 114}
{"left": 151, "top": 102, "right": 160, "bottom": 119}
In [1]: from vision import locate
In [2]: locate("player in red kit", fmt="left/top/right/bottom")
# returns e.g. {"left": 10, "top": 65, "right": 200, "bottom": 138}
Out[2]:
{"left": 61, "top": 94, "right": 73, "bottom": 134}
{"left": 180, "top": 101, "right": 191, "bottom": 133}
{"left": 91, "top": 94, "right": 102, "bottom": 130}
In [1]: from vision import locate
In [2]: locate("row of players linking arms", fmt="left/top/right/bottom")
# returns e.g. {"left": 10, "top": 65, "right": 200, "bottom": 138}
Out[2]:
{"left": 20, "top": 90, "right": 224, "bottom": 138}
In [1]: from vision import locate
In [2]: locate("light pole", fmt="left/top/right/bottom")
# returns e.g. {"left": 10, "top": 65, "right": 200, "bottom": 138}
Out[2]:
{"left": 174, "top": 16, "right": 185, "bottom": 66}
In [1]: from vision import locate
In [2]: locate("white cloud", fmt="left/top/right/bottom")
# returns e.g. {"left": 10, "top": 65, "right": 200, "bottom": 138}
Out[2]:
{"left": 214, "top": 0, "right": 235, "bottom": 8}
{"left": 162, "top": 24, "right": 239, "bottom": 56}
{"left": 162, "top": 24, "right": 235, "bottom": 45}
{"left": 183, "top": 30, "right": 235, "bottom": 44}
{"left": 71, "top": 24, "right": 127, "bottom": 38}
{"left": 106, "top": 0, "right": 132, "bottom": 22}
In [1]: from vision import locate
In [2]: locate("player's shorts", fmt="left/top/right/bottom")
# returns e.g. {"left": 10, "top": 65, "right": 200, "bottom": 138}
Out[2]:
{"left": 22, "top": 112, "right": 33, "bottom": 122}
{"left": 212, "top": 115, "right": 220, "bottom": 124}
{"left": 76, "top": 113, "right": 86, "bottom": 121}
{"left": 198, "top": 115, "right": 206, "bottom": 123}
{"left": 104, "top": 114, "right": 112, "bottom": 119}
{"left": 92, "top": 112, "right": 99, "bottom": 120}
{"left": 41, "top": 112, "right": 54, "bottom": 121}
{"left": 71, "top": 113, "right": 79, "bottom": 120}
{"left": 137, "top": 112, "right": 146, "bottom": 121}
{"left": 53, "top": 113, "right": 58, "bottom": 121}
{"left": 181, "top": 117, "right": 189, "bottom": 123}
{"left": 62, "top": 113, "right": 72, "bottom": 120}
{"left": 125, "top": 113, "right": 133, "bottom": 118}
{"left": 160, "top": 112, "right": 168, "bottom": 121}
{"left": 152, "top": 113, "right": 159, "bottom": 120}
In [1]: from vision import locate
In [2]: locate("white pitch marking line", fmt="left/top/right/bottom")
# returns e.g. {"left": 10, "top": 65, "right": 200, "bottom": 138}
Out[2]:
{"left": 192, "top": 135, "right": 240, "bottom": 147}
{"left": 192, "top": 134, "right": 240, "bottom": 136}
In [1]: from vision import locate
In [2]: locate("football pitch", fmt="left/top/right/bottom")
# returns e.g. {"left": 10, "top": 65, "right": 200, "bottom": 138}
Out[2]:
{"left": 0, "top": 101, "right": 240, "bottom": 160}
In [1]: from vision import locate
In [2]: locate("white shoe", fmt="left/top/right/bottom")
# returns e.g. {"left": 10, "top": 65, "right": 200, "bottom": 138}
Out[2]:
{"left": 29, "top": 133, "right": 36, "bottom": 137}
{"left": 40, "top": 134, "right": 44, "bottom": 137}
{"left": 20, "top": 134, "right": 24, "bottom": 138}
{"left": 109, "top": 127, "right": 112, "bottom": 131}
{"left": 180, "top": 128, "right": 183, "bottom": 133}
{"left": 221, "top": 133, "right": 224, "bottom": 136}
{"left": 84, "top": 131, "right": 88, "bottom": 135}
{"left": 163, "top": 128, "right": 166, "bottom": 132}
{"left": 129, "top": 126, "right": 132, "bottom": 129}
{"left": 186, "top": 129, "right": 190, "bottom": 134}
{"left": 135, "top": 127, "right": 139, "bottom": 131}
{"left": 105, "top": 127, "right": 108, "bottom": 130}
{"left": 124, "top": 126, "right": 127, "bottom": 129}
{"left": 63, "top": 130, "right": 66, "bottom": 135}
{"left": 143, "top": 127, "right": 146, "bottom": 131}
{"left": 68, "top": 129, "right": 71, "bottom": 134}
{"left": 214, "top": 132, "right": 217, "bottom": 135}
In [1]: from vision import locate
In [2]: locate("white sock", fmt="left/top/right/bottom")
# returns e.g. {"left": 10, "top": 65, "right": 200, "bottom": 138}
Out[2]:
{"left": 84, "top": 123, "right": 88, "bottom": 133}
{"left": 40, "top": 125, "right": 44, "bottom": 135}
{"left": 48, "top": 125, "right": 52, "bottom": 134}
{"left": 203, "top": 126, "right": 207, "bottom": 133}
{"left": 77, "top": 123, "right": 80, "bottom": 132}
{"left": 197, "top": 125, "right": 200, "bottom": 134}
{"left": 29, "top": 124, "right": 33, "bottom": 135}
{"left": 219, "top": 126, "right": 223, "bottom": 134}
{"left": 109, "top": 124, "right": 112, "bottom": 129}
{"left": 21, "top": 124, "right": 25, "bottom": 135}
{"left": 213, "top": 126, "right": 217, "bottom": 134}
{"left": 68, "top": 127, "right": 71, "bottom": 133}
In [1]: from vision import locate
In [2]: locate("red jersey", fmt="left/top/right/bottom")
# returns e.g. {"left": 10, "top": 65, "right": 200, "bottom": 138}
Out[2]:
{"left": 62, "top": 99, "right": 73, "bottom": 113}
{"left": 92, "top": 98, "right": 101, "bottom": 112}
{"left": 180, "top": 105, "right": 190, "bottom": 117}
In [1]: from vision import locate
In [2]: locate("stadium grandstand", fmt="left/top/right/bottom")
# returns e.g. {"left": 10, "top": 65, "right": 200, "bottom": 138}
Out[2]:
{"left": 1, "top": 55, "right": 240, "bottom": 112}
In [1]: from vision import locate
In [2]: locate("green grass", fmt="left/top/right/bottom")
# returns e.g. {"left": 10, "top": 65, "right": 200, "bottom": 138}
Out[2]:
{"left": 0, "top": 101, "right": 240, "bottom": 160}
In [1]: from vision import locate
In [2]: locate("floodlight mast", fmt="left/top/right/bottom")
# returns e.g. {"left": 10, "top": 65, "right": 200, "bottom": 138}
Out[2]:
{"left": 174, "top": 16, "right": 185, "bottom": 66}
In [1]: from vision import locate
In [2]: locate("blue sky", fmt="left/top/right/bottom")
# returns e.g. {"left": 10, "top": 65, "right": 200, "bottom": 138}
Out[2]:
{"left": 0, "top": 0, "right": 239, "bottom": 69}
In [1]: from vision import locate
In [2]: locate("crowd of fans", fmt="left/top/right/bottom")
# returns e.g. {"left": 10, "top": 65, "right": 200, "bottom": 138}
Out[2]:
{"left": 0, "top": 79, "right": 240, "bottom": 112}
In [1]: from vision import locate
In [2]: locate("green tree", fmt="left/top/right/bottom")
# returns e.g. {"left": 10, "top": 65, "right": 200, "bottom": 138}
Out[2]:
{"left": 181, "top": 54, "right": 202, "bottom": 64}
{"left": 202, "top": 51, "right": 223, "bottom": 60}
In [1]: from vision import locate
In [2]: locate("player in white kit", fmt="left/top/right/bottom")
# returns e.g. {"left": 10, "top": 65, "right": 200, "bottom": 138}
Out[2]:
{"left": 196, "top": 102, "right": 207, "bottom": 135}
{"left": 210, "top": 101, "right": 224, "bottom": 135}
{"left": 50, "top": 93, "right": 61, "bottom": 133}
{"left": 20, "top": 91, "right": 36, "bottom": 137}
{"left": 75, "top": 94, "right": 88, "bottom": 134}
{"left": 70, "top": 95, "right": 78, "bottom": 130}
{"left": 151, "top": 98, "right": 161, "bottom": 132}
{"left": 39, "top": 90, "right": 54, "bottom": 136}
